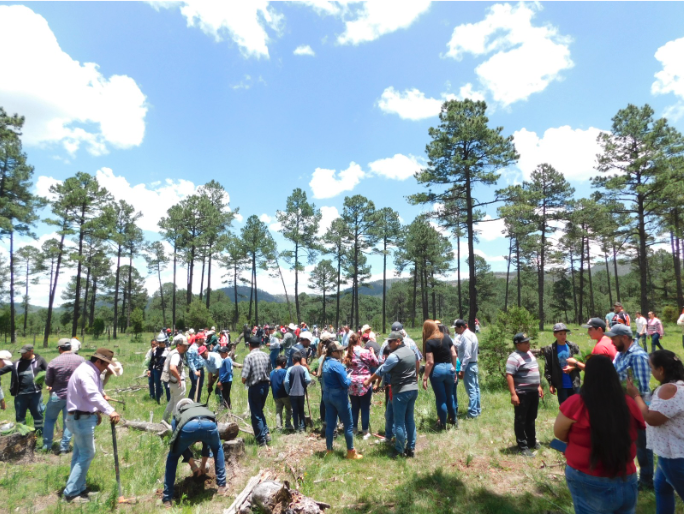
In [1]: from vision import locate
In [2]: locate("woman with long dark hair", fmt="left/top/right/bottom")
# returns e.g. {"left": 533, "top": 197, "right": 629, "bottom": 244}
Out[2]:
{"left": 554, "top": 355, "right": 645, "bottom": 514}
{"left": 344, "top": 333, "right": 378, "bottom": 439}
{"left": 421, "top": 320, "right": 457, "bottom": 429}
{"left": 627, "top": 350, "right": 684, "bottom": 514}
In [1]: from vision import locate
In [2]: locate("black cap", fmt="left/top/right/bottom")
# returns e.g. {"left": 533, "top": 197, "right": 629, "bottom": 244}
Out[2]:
{"left": 513, "top": 333, "right": 530, "bottom": 344}
{"left": 248, "top": 336, "right": 261, "bottom": 347}
{"left": 391, "top": 321, "right": 403, "bottom": 331}
{"left": 453, "top": 319, "right": 466, "bottom": 328}
{"left": 582, "top": 318, "right": 607, "bottom": 330}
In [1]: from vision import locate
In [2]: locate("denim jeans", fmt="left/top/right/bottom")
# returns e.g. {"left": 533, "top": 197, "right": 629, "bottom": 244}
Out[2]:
{"left": 463, "top": 362, "right": 481, "bottom": 418}
{"left": 350, "top": 388, "right": 372, "bottom": 432}
{"left": 153, "top": 369, "right": 170, "bottom": 403}
{"left": 514, "top": 390, "right": 539, "bottom": 450}
{"left": 655, "top": 456, "right": 684, "bottom": 514}
{"left": 148, "top": 372, "right": 155, "bottom": 399}
{"left": 247, "top": 381, "right": 270, "bottom": 445}
{"left": 565, "top": 465, "right": 637, "bottom": 514}
{"left": 269, "top": 348, "right": 281, "bottom": 370}
{"left": 651, "top": 333, "right": 664, "bottom": 352}
{"left": 274, "top": 396, "right": 293, "bottom": 429}
{"left": 15, "top": 392, "right": 44, "bottom": 430}
{"left": 285, "top": 348, "right": 294, "bottom": 368}
{"left": 63, "top": 413, "right": 98, "bottom": 498}
{"left": 637, "top": 428, "right": 654, "bottom": 487}
{"left": 557, "top": 387, "right": 580, "bottom": 405}
{"left": 452, "top": 378, "right": 459, "bottom": 413}
{"left": 290, "top": 395, "right": 306, "bottom": 431}
{"left": 430, "top": 363, "right": 456, "bottom": 425}
{"left": 162, "top": 419, "right": 226, "bottom": 502}
{"left": 42, "top": 393, "right": 71, "bottom": 452}
{"left": 323, "top": 388, "right": 354, "bottom": 451}
{"left": 392, "top": 389, "right": 418, "bottom": 454}
{"left": 635, "top": 334, "right": 647, "bottom": 351}
{"left": 188, "top": 368, "right": 205, "bottom": 402}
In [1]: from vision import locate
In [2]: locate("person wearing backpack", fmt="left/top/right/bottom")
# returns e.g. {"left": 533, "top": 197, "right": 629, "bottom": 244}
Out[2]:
{"left": 162, "top": 335, "right": 189, "bottom": 423}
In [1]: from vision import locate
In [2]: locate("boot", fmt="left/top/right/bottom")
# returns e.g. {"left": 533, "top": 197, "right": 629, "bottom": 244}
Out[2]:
{"left": 346, "top": 449, "right": 363, "bottom": 460}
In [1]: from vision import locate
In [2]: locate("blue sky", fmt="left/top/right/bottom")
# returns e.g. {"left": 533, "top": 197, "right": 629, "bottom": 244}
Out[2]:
{"left": 1, "top": 1, "right": 683, "bottom": 305}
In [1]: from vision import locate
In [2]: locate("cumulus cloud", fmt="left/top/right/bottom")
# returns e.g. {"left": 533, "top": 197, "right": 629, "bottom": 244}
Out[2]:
{"left": 368, "top": 153, "right": 423, "bottom": 180}
{"left": 514, "top": 126, "right": 604, "bottom": 181}
{"left": 337, "top": 1, "right": 431, "bottom": 45}
{"left": 377, "top": 84, "right": 485, "bottom": 120}
{"left": 475, "top": 215, "right": 507, "bottom": 241}
{"left": 151, "top": 1, "right": 283, "bottom": 58}
{"left": 0, "top": 5, "right": 148, "bottom": 156}
{"left": 318, "top": 205, "right": 340, "bottom": 236}
{"left": 259, "top": 213, "right": 272, "bottom": 224}
{"left": 446, "top": 3, "right": 573, "bottom": 106}
{"left": 293, "top": 44, "right": 315, "bottom": 56}
{"left": 474, "top": 248, "right": 506, "bottom": 262}
{"left": 309, "top": 162, "right": 365, "bottom": 199}
{"left": 652, "top": 36, "right": 684, "bottom": 121}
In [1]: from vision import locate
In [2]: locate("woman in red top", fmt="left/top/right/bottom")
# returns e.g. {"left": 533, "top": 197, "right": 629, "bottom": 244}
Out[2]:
{"left": 554, "top": 355, "right": 645, "bottom": 514}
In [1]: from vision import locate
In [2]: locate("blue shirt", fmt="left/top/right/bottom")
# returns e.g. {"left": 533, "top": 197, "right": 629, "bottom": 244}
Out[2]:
{"left": 270, "top": 368, "right": 288, "bottom": 399}
{"left": 322, "top": 357, "right": 351, "bottom": 390}
{"left": 341, "top": 332, "right": 350, "bottom": 348}
{"left": 218, "top": 357, "right": 233, "bottom": 383}
{"left": 284, "top": 365, "right": 312, "bottom": 395}
{"left": 185, "top": 345, "right": 204, "bottom": 373}
{"left": 614, "top": 342, "right": 651, "bottom": 398}
{"left": 203, "top": 353, "right": 223, "bottom": 374}
{"left": 556, "top": 344, "right": 573, "bottom": 389}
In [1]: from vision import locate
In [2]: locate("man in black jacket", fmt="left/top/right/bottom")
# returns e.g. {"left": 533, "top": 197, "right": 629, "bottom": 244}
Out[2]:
{"left": 0, "top": 344, "right": 48, "bottom": 431}
{"left": 541, "top": 324, "right": 581, "bottom": 405}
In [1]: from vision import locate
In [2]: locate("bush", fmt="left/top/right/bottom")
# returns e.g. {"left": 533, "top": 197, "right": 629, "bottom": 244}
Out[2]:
{"left": 185, "top": 301, "right": 215, "bottom": 331}
{"left": 130, "top": 308, "right": 144, "bottom": 339}
{"left": 662, "top": 305, "right": 678, "bottom": 324}
{"left": 93, "top": 318, "right": 105, "bottom": 338}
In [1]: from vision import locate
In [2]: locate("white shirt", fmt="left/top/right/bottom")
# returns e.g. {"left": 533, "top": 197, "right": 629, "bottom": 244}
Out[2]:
{"left": 647, "top": 381, "right": 684, "bottom": 459}
{"left": 456, "top": 329, "right": 479, "bottom": 367}
{"left": 636, "top": 316, "right": 647, "bottom": 336}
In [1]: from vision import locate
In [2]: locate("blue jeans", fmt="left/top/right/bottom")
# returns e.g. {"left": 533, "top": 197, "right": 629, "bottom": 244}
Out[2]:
{"left": 290, "top": 395, "right": 306, "bottom": 431}
{"left": 323, "top": 388, "right": 354, "bottom": 451}
{"left": 463, "top": 362, "right": 481, "bottom": 418}
{"left": 247, "top": 381, "right": 270, "bottom": 445}
{"left": 285, "top": 348, "right": 294, "bottom": 368}
{"left": 269, "top": 348, "right": 281, "bottom": 370}
{"left": 565, "top": 465, "right": 637, "bottom": 514}
{"left": 452, "top": 378, "right": 459, "bottom": 413}
{"left": 15, "top": 392, "right": 44, "bottom": 430}
{"left": 162, "top": 419, "right": 226, "bottom": 502}
{"left": 148, "top": 372, "right": 155, "bottom": 399}
{"left": 557, "top": 387, "right": 580, "bottom": 405}
{"left": 430, "top": 363, "right": 456, "bottom": 425}
{"left": 651, "top": 333, "right": 664, "bottom": 352}
{"left": 655, "top": 456, "right": 684, "bottom": 514}
{"left": 350, "top": 388, "right": 372, "bottom": 432}
{"left": 637, "top": 428, "right": 654, "bottom": 486}
{"left": 392, "top": 389, "right": 417, "bottom": 454}
{"left": 63, "top": 413, "right": 98, "bottom": 498}
{"left": 153, "top": 369, "right": 170, "bottom": 402}
{"left": 188, "top": 369, "right": 205, "bottom": 402}
{"left": 42, "top": 393, "right": 71, "bottom": 452}
{"left": 635, "top": 334, "right": 647, "bottom": 351}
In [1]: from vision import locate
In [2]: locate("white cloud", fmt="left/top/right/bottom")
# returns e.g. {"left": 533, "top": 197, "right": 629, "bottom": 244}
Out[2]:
{"left": 446, "top": 3, "right": 573, "bottom": 106}
{"left": 474, "top": 248, "right": 506, "bottom": 262}
{"left": 152, "top": 1, "right": 283, "bottom": 59}
{"left": 309, "top": 162, "right": 365, "bottom": 199}
{"left": 35, "top": 176, "right": 61, "bottom": 202}
{"left": 0, "top": 5, "right": 147, "bottom": 156}
{"left": 294, "top": 44, "right": 316, "bottom": 56}
{"left": 337, "top": 1, "right": 431, "bottom": 45}
{"left": 259, "top": 213, "right": 272, "bottom": 224}
{"left": 377, "top": 84, "right": 485, "bottom": 120}
{"left": 368, "top": 153, "right": 423, "bottom": 180}
{"left": 317, "top": 206, "right": 340, "bottom": 236}
{"left": 234, "top": 213, "right": 244, "bottom": 222}
{"left": 652, "top": 37, "right": 684, "bottom": 121}
{"left": 514, "top": 126, "right": 604, "bottom": 181}
{"left": 475, "top": 215, "right": 507, "bottom": 241}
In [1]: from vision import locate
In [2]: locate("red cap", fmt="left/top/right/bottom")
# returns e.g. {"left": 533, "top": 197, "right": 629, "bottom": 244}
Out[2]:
{"left": 198, "top": 345, "right": 207, "bottom": 354}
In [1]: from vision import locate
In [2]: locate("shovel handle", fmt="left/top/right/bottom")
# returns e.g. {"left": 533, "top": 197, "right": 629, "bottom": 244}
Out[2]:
{"left": 111, "top": 422, "right": 123, "bottom": 499}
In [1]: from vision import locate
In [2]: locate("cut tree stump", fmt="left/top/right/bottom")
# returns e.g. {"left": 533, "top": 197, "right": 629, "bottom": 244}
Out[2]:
{"left": 0, "top": 432, "right": 36, "bottom": 462}
{"left": 223, "top": 438, "right": 245, "bottom": 460}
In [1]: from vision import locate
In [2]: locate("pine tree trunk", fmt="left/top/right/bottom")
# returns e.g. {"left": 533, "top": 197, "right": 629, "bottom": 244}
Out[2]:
{"left": 253, "top": 254, "right": 259, "bottom": 325}
{"left": 187, "top": 245, "right": 195, "bottom": 306}
{"left": 586, "top": 236, "right": 595, "bottom": 315}
{"left": 335, "top": 250, "right": 341, "bottom": 330}
{"left": 465, "top": 171, "right": 477, "bottom": 328}
{"left": 199, "top": 254, "right": 206, "bottom": 302}
{"left": 322, "top": 289, "right": 326, "bottom": 325}
{"left": 23, "top": 256, "right": 29, "bottom": 336}
{"left": 89, "top": 277, "right": 97, "bottom": 327}
{"left": 382, "top": 238, "right": 387, "bottom": 334}
{"left": 538, "top": 223, "right": 546, "bottom": 331}
{"left": 44, "top": 231, "right": 66, "bottom": 348}
{"left": 430, "top": 270, "right": 436, "bottom": 320}
{"left": 158, "top": 264, "right": 167, "bottom": 327}
{"left": 673, "top": 213, "right": 684, "bottom": 309}
{"left": 72, "top": 209, "right": 86, "bottom": 338}
{"left": 612, "top": 244, "right": 621, "bottom": 303}
{"left": 578, "top": 236, "right": 585, "bottom": 322}
{"left": 81, "top": 264, "right": 91, "bottom": 336}
{"left": 504, "top": 237, "right": 512, "bottom": 311}
{"left": 247, "top": 265, "right": 254, "bottom": 323}
{"left": 516, "top": 238, "right": 522, "bottom": 308}
{"left": 9, "top": 231, "right": 16, "bottom": 344}
{"left": 457, "top": 232, "right": 463, "bottom": 319}
{"left": 274, "top": 252, "right": 292, "bottom": 322}
{"left": 294, "top": 243, "right": 300, "bottom": 324}
{"left": 172, "top": 245, "right": 177, "bottom": 330}
{"left": 412, "top": 266, "right": 418, "bottom": 328}
{"left": 604, "top": 252, "right": 613, "bottom": 306}
{"left": 233, "top": 262, "right": 239, "bottom": 327}
{"left": 113, "top": 246, "right": 122, "bottom": 339}
{"left": 569, "top": 250, "right": 578, "bottom": 325}
{"left": 206, "top": 253, "right": 212, "bottom": 309}
{"left": 636, "top": 193, "right": 649, "bottom": 315}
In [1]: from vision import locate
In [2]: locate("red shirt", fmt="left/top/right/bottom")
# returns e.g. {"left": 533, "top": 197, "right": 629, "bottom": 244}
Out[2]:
{"left": 592, "top": 336, "right": 617, "bottom": 360}
{"left": 560, "top": 394, "right": 645, "bottom": 477}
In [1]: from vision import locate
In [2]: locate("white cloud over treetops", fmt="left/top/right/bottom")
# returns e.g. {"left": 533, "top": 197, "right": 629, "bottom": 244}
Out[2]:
{"left": 652, "top": 36, "right": 684, "bottom": 121}
{"left": 293, "top": 45, "right": 316, "bottom": 56}
{"left": 368, "top": 153, "right": 423, "bottom": 180}
{"left": 446, "top": 3, "right": 573, "bottom": 106}
{"left": 514, "top": 126, "right": 604, "bottom": 182}
{"left": 336, "top": 1, "right": 431, "bottom": 45}
{"left": 0, "top": 5, "right": 148, "bottom": 156}
{"left": 377, "top": 85, "right": 485, "bottom": 120}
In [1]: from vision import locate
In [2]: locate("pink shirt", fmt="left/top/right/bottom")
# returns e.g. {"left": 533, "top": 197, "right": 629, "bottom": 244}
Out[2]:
{"left": 66, "top": 361, "right": 114, "bottom": 415}
{"left": 647, "top": 318, "right": 664, "bottom": 337}
{"left": 347, "top": 347, "right": 378, "bottom": 396}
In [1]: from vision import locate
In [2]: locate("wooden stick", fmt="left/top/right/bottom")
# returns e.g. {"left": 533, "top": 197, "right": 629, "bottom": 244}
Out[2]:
{"left": 224, "top": 470, "right": 270, "bottom": 514}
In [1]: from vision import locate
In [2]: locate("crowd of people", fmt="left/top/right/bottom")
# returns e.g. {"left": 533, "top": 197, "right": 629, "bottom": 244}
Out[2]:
{"left": 3, "top": 303, "right": 684, "bottom": 512}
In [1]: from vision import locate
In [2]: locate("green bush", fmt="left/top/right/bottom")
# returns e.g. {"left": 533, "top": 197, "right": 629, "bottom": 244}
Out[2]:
{"left": 93, "top": 318, "right": 105, "bottom": 338}
{"left": 131, "top": 308, "right": 144, "bottom": 339}
{"left": 663, "top": 305, "right": 678, "bottom": 324}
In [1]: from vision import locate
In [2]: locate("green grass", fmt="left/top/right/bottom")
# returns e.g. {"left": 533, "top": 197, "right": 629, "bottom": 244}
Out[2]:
{"left": 0, "top": 324, "right": 682, "bottom": 513}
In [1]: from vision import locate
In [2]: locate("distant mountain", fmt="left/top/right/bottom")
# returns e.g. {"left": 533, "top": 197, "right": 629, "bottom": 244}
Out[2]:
{"left": 219, "top": 285, "right": 285, "bottom": 304}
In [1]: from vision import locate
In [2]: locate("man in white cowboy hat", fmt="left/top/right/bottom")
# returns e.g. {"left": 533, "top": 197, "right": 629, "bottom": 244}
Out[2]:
{"left": 162, "top": 335, "right": 190, "bottom": 423}
{"left": 361, "top": 324, "right": 377, "bottom": 342}
{"left": 283, "top": 323, "right": 297, "bottom": 368}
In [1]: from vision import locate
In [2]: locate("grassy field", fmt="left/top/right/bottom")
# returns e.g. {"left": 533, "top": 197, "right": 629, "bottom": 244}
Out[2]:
{"left": 0, "top": 324, "right": 682, "bottom": 513}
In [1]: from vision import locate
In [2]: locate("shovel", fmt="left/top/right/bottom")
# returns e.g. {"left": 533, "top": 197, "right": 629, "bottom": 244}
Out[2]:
{"left": 111, "top": 421, "right": 137, "bottom": 505}
{"left": 304, "top": 390, "right": 314, "bottom": 429}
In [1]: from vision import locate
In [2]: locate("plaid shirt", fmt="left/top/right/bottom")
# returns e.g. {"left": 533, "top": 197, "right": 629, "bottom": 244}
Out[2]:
{"left": 614, "top": 342, "right": 651, "bottom": 398}
{"left": 241, "top": 348, "right": 271, "bottom": 387}
{"left": 45, "top": 352, "right": 85, "bottom": 399}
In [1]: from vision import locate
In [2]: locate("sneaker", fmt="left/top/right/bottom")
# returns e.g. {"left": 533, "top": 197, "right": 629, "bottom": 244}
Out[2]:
{"left": 216, "top": 486, "right": 229, "bottom": 496}
{"left": 375, "top": 438, "right": 392, "bottom": 446}
{"left": 362, "top": 431, "right": 372, "bottom": 440}
{"left": 520, "top": 449, "right": 535, "bottom": 458}
{"left": 404, "top": 448, "right": 415, "bottom": 458}
{"left": 63, "top": 495, "right": 89, "bottom": 504}
{"left": 533, "top": 442, "right": 541, "bottom": 450}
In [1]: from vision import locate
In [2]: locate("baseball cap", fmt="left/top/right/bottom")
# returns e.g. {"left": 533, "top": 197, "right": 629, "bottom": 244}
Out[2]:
{"left": 606, "top": 324, "right": 633, "bottom": 338}
{"left": 197, "top": 345, "right": 208, "bottom": 354}
{"left": 552, "top": 323, "right": 571, "bottom": 333}
{"left": 218, "top": 346, "right": 229, "bottom": 354}
{"left": 513, "top": 333, "right": 530, "bottom": 344}
{"left": 57, "top": 338, "right": 72, "bottom": 349}
{"left": 174, "top": 334, "right": 189, "bottom": 346}
{"left": 188, "top": 328, "right": 195, "bottom": 335}
{"left": 452, "top": 319, "right": 466, "bottom": 328}
{"left": 19, "top": 344, "right": 34, "bottom": 354}
{"left": 388, "top": 331, "right": 404, "bottom": 341}
{"left": 391, "top": 321, "right": 403, "bottom": 331}
{"left": 248, "top": 336, "right": 262, "bottom": 346}
{"left": 328, "top": 342, "right": 344, "bottom": 352}
{"left": 582, "top": 318, "right": 607, "bottom": 330}
{"left": 320, "top": 331, "right": 334, "bottom": 341}
{"left": 92, "top": 347, "right": 114, "bottom": 363}
{"left": 299, "top": 332, "right": 312, "bottom": 341}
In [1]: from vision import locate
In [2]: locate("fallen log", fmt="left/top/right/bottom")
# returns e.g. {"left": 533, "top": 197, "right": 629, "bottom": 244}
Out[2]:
{"left": 121, "top": 419, "right": 239, "bottom": 440}
{"left": 235, "top": 479, "right": 330, "bottom": 514}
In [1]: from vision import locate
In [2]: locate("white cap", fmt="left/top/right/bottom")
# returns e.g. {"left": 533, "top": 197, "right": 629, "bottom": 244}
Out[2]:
{"left": 299, "top": 332, "right": 312, "bottom": 341}
{"left": 70, "top": 338, "right": 81, "bottom": 353}
{"left": 288, "top": 323, "right": 297, "bottom": 330}
{"left": 188, "top": 328, "right": 195, "bottom": 335}
{"left": 211, "top": 326, "right": 216, "bottom": 330}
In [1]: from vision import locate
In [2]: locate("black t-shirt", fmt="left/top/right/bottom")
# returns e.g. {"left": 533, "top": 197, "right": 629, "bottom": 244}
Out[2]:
{"left": 425, "top": 336, "right": 453, "bottom": 364}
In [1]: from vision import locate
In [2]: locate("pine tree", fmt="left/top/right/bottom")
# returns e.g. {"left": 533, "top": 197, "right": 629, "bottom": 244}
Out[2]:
{"left": 308, "top": 259, "right": 336, "bottom": 325}
{"left": 371, "top": 207, "right": 402, "bottom": 333}
{"left": 240, "top": 215, "right": 276, "bottom": 325}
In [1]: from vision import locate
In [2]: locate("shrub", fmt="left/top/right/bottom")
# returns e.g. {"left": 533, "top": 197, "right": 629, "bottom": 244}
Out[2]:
{"left": 93, "top": 318, "right": 105, "bottom": 339}
{"left": 662, "top": 305, "right": 678, "bottom": 324}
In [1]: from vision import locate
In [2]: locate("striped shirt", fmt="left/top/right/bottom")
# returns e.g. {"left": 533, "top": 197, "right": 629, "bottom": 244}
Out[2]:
{"left": 506, "top": 350, "right": 540, "bottom": 393}
{"left": 241, "top": 348, "right": 271, "bottom": 387}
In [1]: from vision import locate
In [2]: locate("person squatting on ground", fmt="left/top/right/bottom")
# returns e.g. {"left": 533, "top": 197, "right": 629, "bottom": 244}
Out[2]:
{"left": 506, "top": 333, "right": 544, "bottom": 457}
{"left": 162, "top": 335, "right": 189, "bottom": 423}
{"left": 453, "top": 319, "right": 481, "bottom": 418}
{"left": 216, "top": 346, "right": 234, "bottom": 409}
{"left": 542, "top": 323, "right": 581, "bottom": 405}
{"left": 421, "top": 320, "right": 457, "bottom": 429}
{"left": 322, "top": 342, "right": 362, "bottom": 459}
{"left": 162, "top": 399, "right": 228, "bottom": 507}
{"left": 241, "top": 336, "right": 272, "bottom": 446}
{"left": 365, "top": 331, "right": 418, "bottom": 458}
{"left": 43, "top": 338, "right": 84, "bottom": 453}
{"left": 271, "top": 355, "right": 293, "bottom": 430}
{"left": 554, "top": 355, "right": 644, "bottom": 514}
{"left": 0, "top": 344, "right": 47, "bottom": 432}
{"left": 344, "top": 332, "right": 378, "bottom": 439}
{"left": 627, "top": 350, "right": 684, "bottom": 514}
{"left": 62, "top": 348, "right": 121, "bottom": 503}
{"left": 285, "top": 352, "right": 312, "bottom": 432}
